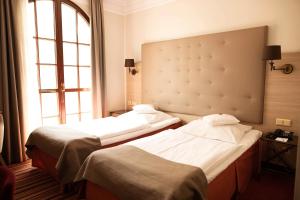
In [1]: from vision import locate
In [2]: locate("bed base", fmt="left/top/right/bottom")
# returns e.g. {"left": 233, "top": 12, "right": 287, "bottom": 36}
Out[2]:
{"left": 83, "top": 142, "right": 259, "bottom": 200}
{"left": 30, "top": 122, "right": 182, "bottom": 182}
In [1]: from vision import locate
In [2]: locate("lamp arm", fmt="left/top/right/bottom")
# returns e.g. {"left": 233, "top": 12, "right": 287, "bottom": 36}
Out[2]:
{"left": 269, "top": 61, "right": 275, "bottom": 71}
{"left": 269, "top": 61, "right": 294, "bottom": 74}
{"left": 127, "top": 67, "right": 137, "bottom": 75}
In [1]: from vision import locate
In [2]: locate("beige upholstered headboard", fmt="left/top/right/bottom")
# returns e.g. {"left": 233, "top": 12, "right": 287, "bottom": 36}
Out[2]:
{"left": 141, "top": 26, "right": 268, "bottom": 123}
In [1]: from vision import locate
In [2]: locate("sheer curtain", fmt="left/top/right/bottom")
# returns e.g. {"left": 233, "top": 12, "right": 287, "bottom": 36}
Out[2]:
{"left": 0, "top": 0, "right": 41, "bottom": 164}
{"left": 90, "top": 0, "right": 108, "bottom": 118}
{"left": 25, "top": 2, "right": 42, "bottom": 136}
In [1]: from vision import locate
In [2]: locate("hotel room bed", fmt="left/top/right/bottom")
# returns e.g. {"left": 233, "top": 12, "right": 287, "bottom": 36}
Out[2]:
{"left": 75, "top": 117, "right": 262, "bottom": 200}
{"left": 25, "top": 109, "right": 181, "bottom": 184}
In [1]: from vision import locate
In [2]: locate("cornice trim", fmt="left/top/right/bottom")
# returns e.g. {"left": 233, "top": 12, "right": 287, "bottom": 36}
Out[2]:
{"left": 103, "top": 0, "right": 176, "bottom": 15}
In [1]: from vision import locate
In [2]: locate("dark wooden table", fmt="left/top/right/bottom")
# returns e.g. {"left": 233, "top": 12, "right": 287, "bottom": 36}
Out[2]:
{"left": 260, "top": 133, "right": 298, "bottom": 174}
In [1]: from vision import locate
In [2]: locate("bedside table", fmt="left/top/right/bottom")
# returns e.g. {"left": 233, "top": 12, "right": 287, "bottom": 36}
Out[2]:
{"left": 260, "top": 133, "right": 298, "bottom": 174}
{"left": 110, "top": 110, "right": 130, "bottom": 117}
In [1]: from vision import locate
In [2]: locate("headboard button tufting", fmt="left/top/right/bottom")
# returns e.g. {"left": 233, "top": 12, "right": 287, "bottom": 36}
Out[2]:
{"left": 141, "top": 26, "right": 267, "bottom": 124}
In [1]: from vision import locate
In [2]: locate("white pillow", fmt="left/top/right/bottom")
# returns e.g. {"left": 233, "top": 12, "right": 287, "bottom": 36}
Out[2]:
{"left": 132, "top": 104, "right": 157, "bottom": 114}
{"left": 180, "top": 119, "right": 252, "bottom": 143}
{"left": 199, "top": 124, "right": 252, "bottom": 144}
{"left": 118, "top": 111, "right": 172, "bottom": 124}
{"left": 139, "top": 111, "right": 173, "bottom": 124}
{"left": 202, "top": 114, "right": 240, "bottom": 126}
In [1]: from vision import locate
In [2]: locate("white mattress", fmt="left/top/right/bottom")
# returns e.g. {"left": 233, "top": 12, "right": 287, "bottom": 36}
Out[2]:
{"left": 101, "top": 117, "right": 180, "bottom": 146}
{"left": 128, "top": 128, "right": 262, "bottom": 183}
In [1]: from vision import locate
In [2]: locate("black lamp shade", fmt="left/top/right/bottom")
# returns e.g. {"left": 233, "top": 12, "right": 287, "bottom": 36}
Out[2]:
{"left": 125, "top": 59, "right": 135, "bottom": 67}
{"left": 264, "top": 45, "right": 281, "bottom": 60}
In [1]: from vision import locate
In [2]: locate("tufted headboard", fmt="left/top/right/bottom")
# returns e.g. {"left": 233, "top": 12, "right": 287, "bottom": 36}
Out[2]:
{"left": 141, "top": 26, "right": 268, "bottom": 123}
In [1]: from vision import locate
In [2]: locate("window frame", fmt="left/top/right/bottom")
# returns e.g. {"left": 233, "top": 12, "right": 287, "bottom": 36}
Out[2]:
{"left": 31, "top": 0, "right": 91, "bottom": 124}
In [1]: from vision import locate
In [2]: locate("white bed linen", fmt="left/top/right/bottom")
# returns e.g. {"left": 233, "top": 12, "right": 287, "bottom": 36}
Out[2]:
{"left": 101, "top": 117, "right": 180, "bottom": 146}
{"left": 128, "top": 128, "right": 261, "bottom": 183}
{"left": 64, "top": 116, "right": 149, "bottom": 140}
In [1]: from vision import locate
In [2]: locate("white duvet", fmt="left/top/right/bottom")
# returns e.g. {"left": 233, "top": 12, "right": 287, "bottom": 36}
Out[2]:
{"left": 128, "top": 128, "right": 261, "bottom": 183}
{"left": 64, "top": 116, "right": 149, "bottom": 140}
{"left": 63, "top": 111, "right": 179, "bottom": 141}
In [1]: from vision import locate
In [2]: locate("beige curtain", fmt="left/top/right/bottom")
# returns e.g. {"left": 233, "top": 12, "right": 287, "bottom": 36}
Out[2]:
{"left": 90, "top": 0, "right": 108, "bottom": 118}
{"left": 0, "top": 0, "right": 28, "bottom": 164}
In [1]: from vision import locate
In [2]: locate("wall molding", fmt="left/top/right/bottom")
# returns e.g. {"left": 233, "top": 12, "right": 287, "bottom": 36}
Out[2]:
{"left": 103, "top": 0, "right": 176, "bottom": 15}
{"left": 103, "top": 0, "right": 125, "bottom": 15}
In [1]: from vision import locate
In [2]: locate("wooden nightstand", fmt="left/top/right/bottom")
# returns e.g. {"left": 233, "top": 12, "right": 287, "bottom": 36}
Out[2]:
{"left": 109, "top": 110, "right": 130, "bottom": 117}
{"left": 260, "top": 133, "right": 298, "bottom": 174}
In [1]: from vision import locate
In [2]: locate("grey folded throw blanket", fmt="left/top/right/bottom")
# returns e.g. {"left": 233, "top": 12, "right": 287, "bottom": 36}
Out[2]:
{"left": 25, "top": 126, "right": 102, "bottom": 184}
{"left": 75, "top": 145, "right": 208, "bottom": 200}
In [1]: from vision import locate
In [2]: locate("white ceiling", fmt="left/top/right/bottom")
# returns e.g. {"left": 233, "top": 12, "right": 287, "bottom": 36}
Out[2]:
{"left": 103, "top": 0, "right": 176, "bottom": 15}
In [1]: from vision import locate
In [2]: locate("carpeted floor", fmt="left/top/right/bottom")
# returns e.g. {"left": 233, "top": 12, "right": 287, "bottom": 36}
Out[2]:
{"left": 8, "top": 160, "right": 295, "bottom": 200}
{"left": 239, "top": 170, "right": 295, "bottom": 200}
{"left": 9, "top": 160, "right": 78, "bottom": 200}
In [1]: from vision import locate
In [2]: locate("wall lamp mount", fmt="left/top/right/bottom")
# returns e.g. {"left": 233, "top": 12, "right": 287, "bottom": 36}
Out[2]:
{"left": 124, "top": 59, "right": 137, "bottom": 75}
{"left": 264, "top": 45, "right": 294, "bottom": 74}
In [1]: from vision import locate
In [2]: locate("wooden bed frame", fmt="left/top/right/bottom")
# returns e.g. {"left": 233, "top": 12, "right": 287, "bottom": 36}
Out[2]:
{"left": 82, "top": 142, "right": 259, "bottom": 200}
{"left": 30, "top": 122, "right": 182, "bottom": 182}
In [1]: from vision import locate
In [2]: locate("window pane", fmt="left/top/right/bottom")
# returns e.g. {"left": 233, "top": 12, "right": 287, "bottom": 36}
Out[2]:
{"left": 36, "top": 1, "right": 55, "bottom": 39}
{"left": 28, "top": 3, "right": 36, "bottom": 37}
{"left": 39, "top": 39, "right": 56, "bottom": 64}
{"left": 81, "top": 113, "right": 92, "bottom": 121}
{"left": 79, "top": 45, "right": 90, "bottom": 66}
{"left": 63, "top": 43, "right": 77, "bottom": 65}
{"left": 62, "top": 3, "right": 76, "bottom": 42}
{"left": 66, "top": 114, "right": 80, "bottom": 124}
{"left": 80, "top": 92, "right": 92, "bottom": 112}
{"left": 41, "top": 93, "right": 58, "bottom": 117}
{"left": 40, "top": 65, "right": 57, "bottom": 89}
{"left": 65, "top": 92, "right": 79, "bottom": 114}
{"left": 32, "top": 39, "right": 37, "bottom": 63}
{"left": 79, "top": 67, "right": 91, "bottom": 88}
{"left": 78, "top": 14, "right": 90, "bottom": 44}
{"left": 64, "top": 66, "right": 78, "bottom": 89}
{"left": 43, "top": 117, "right": 59, "bottom": 126}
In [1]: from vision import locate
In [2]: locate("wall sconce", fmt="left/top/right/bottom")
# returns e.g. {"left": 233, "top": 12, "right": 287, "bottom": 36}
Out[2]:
{"left": 124, "top": 59, "right": 137, "bottom": 75}
{"left": 264, "top": 45, "right": 294, "bottom": 74}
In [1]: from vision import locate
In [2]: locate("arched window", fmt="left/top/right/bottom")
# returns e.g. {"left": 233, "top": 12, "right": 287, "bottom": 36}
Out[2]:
{"left": 29, "top": 0, "right": 92, "bottom": 125}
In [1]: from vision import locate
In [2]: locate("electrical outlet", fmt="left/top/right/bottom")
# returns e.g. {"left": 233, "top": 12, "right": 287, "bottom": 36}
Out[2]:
{"left": 275, "top": 118, "right": 284, "bottom": 126}
{"left": 275, "top": 118, "right": 292, "bottom": 127}
{"left": 283, "top": 119, "right": 292, "bottom": 126}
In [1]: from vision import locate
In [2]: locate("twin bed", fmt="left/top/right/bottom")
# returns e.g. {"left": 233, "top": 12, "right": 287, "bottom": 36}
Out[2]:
{"left": 75, "top": 115, "right": 262, "bottom": 200}
{"left": 25, "top": 26, "right": 267, "bottom": 199}
{"left": 26, "top": 108, "right": 181, "bottom": 184}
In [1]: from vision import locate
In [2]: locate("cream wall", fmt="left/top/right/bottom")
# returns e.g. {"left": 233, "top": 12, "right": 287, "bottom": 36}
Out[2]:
{"left": 103, "top": 11, "right": 126, "bottom": 111}
{"left": 71, "top": 0, "right": 126, "bottom": 111}
{"left": 70, "top": 0, "right": 90, "bottom": 15}
{"left": 125, "top": 0, "right": 300, "bottom": 60}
